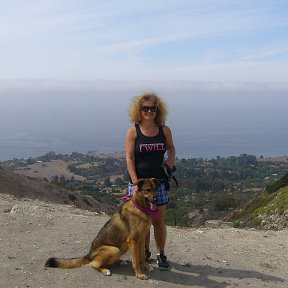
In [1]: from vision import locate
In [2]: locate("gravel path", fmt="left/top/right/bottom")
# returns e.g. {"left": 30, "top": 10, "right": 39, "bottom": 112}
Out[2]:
{"left": 1, "top": 194, "right": 287, "bottom": 288}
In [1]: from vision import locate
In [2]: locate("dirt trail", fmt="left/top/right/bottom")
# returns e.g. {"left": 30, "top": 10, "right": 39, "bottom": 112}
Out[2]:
{"left": 1, "top": 194, "right": 287, "bottom": 288}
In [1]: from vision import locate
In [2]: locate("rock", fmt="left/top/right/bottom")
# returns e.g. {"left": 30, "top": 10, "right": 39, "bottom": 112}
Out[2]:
{"left": 205, "top": 220, "right": 233, "bottom": 228}
{"left": 186, "top": 208, "right": 206, "bottom": 227}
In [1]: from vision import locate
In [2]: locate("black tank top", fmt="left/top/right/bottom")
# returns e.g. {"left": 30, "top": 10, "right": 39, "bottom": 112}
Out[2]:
{"left": 134, "top": 124, "right": 167, "bottom": 180}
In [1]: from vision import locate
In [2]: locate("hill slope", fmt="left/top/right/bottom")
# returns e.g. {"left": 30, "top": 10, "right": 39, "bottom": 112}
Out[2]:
{"left": 0, "top": 166, "right": 116, "bottom": 214}
{"left": 224, "top": 172, "right": 288, "bottom": 230}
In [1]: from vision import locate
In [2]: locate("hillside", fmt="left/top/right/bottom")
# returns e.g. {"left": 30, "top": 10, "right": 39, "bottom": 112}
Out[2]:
{"left": 224, "top": 172, "right": 288, "bottom": 230}
{"left": 0, "top": 166, "right": 116, "bottom": 215}
{"left": 2, "top": 152, "right": 288, "bottom": 230}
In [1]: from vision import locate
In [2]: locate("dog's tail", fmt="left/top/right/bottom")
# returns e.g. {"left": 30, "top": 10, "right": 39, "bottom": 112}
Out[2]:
{"left": 45, "top": 256, "right": 90, "bottom": 269}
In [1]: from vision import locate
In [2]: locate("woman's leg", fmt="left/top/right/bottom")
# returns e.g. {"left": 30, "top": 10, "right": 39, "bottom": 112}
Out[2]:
{"left": 145, "top": 230, "right": 150, "bottom": 250}
{"left": 152, "top": 204, "right": 170, "bottom": 269}
{"left": 152, "top": 204, "right": 167, "bottom": 253}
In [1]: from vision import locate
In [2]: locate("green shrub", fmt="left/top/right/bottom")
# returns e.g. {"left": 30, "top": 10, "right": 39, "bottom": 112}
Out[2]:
{"left": 233, "top": 220, "right": 241, "bottom": 228}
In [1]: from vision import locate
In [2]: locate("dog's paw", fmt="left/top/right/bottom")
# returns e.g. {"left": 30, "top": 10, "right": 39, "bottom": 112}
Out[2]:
{"left": 136, "top": 273, "right": 149, "bottom": 280}
{"left": 103, "top": 269, "right": 111, "bottom": 276}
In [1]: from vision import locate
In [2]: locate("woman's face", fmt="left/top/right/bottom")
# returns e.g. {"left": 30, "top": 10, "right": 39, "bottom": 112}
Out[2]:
{"left": 140, "top": 101, "right": 157, "bottom": 122}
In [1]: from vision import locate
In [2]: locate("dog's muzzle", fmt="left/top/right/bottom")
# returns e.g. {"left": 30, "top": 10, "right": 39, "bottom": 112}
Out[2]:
{"left": 145, "top": 197, "right": 157, "bottom": 211}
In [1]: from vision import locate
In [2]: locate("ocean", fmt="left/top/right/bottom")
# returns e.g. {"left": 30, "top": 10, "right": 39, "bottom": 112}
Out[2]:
{"left": 0, "top": 128, "right": 287, "bottom": 161}
{"left": 1, "top": 81, "right": 288, "bottom": 161}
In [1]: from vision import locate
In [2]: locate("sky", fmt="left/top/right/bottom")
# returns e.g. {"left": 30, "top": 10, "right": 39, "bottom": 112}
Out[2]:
{"left": 0, "top": 0, "right": 288, "bottom": 82}
{"left": 1, "top": 1, "right": 288, "bottom": 160}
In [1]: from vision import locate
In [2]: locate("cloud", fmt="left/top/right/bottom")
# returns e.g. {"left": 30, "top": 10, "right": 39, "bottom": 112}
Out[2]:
{"left": 0, "top": 0, "right": 287, "bottom": 81}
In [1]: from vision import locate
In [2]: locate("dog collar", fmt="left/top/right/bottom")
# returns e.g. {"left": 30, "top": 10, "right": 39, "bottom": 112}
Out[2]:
{"left": 132, "top": 200, "right": 159, "bottom": 216}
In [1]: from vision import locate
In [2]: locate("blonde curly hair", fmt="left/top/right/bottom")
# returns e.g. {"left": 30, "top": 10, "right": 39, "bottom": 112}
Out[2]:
{"left": 128, "top": 91, "right": 168, "bottom": 125}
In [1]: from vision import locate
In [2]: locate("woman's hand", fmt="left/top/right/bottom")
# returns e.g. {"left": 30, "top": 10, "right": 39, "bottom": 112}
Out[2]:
{"left": 133, "top": 184, "right": 139, "bottom": 194}
{"left": 165, "top": 160, "right": 174, "bottom": 169}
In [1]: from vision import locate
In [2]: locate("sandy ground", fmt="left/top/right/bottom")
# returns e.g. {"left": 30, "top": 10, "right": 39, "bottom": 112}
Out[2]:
{"left": 1, "top": 193, "right": 287, "bottom": 288}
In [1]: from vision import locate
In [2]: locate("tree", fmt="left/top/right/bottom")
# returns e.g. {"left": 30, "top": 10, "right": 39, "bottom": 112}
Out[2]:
{"left": 213, "top": 194, "right": 237, "bottom": 211}
{"left": 103, "top": 177, "right": 111, "bottom": 187}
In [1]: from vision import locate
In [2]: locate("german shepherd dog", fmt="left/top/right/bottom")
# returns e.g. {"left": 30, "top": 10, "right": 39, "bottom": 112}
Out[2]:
{"left": 45, "top": 178, "right": 159, "bottom": 280}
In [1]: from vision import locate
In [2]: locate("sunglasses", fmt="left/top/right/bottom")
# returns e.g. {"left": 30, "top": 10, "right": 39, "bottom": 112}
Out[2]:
{"left": 141, "top": 105, "right": 157, "bottom": 112}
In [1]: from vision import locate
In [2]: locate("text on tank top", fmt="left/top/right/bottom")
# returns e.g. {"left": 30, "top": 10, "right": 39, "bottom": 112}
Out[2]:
{"left": 134, "top": 124, "right": 167, "bottom": 180}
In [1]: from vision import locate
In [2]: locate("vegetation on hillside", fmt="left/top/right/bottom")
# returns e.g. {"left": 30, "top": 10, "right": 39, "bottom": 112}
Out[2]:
{"left": 266, "top": 171, "right": 288, "bottom": 193}
{"left": 165, "top": 154, "right": 288, "bottom": 227}
{"left": 1, "top": 152, "right": 288, "bottom": 229}
{"left": 224, "top": 172, "right": 288, "bottom": 229}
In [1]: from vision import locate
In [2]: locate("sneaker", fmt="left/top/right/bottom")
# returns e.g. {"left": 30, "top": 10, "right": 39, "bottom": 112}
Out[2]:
{"left": 156, "top": 253, "right": 170, "bottom": 270}
{"left": 145, "top": 248, "right": 151, "bottom": 262}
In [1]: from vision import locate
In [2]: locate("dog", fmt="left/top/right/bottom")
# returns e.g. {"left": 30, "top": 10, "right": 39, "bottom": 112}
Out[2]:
{"left": 45, "top": 178, "right": 159, "bottom": 280}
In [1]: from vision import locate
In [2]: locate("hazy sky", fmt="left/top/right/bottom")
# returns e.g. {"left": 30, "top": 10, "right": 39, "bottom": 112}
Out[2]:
{"left": 1, "top": 0, "right": 288, "bottom": 82}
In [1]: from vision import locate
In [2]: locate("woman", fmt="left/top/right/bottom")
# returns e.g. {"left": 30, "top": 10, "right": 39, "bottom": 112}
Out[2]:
{"left": 125, "top": 91, "right": 176, "bottom": 270}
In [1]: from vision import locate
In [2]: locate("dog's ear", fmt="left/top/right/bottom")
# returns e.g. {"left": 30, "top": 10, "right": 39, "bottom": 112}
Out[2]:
{"left": 151, "top": 178, "right": 160, "bottom": 188}
{"left": 133, "top": 179, "right": 145, "bottom": 190}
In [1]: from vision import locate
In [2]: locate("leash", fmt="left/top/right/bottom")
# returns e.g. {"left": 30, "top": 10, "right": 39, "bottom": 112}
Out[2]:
{"left": 120, "top": 195, "right": 132, "bottom": 201}
{"left": 162, "top": 163, "right": 178, "bottom": 189}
